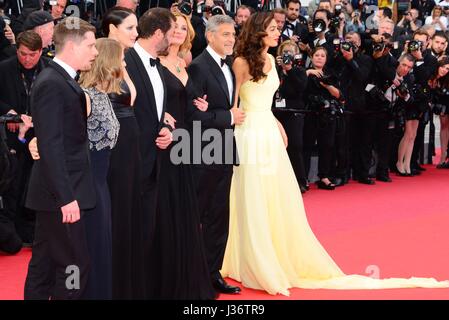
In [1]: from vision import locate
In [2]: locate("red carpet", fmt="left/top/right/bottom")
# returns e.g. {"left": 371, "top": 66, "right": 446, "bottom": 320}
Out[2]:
{"left": 2, "top": 165, "right": 449, "bottom": 300}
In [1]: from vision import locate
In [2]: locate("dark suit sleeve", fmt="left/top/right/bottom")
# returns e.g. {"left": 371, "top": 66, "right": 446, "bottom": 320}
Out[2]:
{"left": 187, "top": 63, "right": 232, "bottom": 129}
{"left": 31, "top": 81, "right": 75, "bottom": 208}
{"left": 346, "top": 55, "right": 373, "bottom": 83}
{"left": 280, "top": 67, "right": 308, "bottom": 98}
{"left": 375, "top": 54, "right": 398, "bottom": 82}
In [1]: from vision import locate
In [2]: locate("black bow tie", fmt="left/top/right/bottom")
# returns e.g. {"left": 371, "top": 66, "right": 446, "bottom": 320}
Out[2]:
{"left": 286, "top": 22, "right": 295, "bottom": 30}
{"left": 74, "top": 72, "right": 80, "bottom": 82}
{"left": 220, "top": 58, "right": 227, "bottom": 67}
{"left": 150, "top": 57, "right": 160, "bottom": 67}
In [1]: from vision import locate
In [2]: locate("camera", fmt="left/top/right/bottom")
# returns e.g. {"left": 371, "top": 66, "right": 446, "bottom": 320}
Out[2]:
{"left": 0, "top": 113, "right": 22, "bottom": 124}
{"left": 312, "top": 18, "right": 326, "bottom": 33}
{"left": 341, "top": 41, "right": 355, "bottom": 52}
{"left": 372, "top": 39, "right": 394, "bottom": 52}
{"left": 408, "top": 40, "right": 422, "bottom": 52}
{"left": 281, "top": 52, "right": 302, "bottom": 66}
{"left": 197, "top": 0, "right": 225, "bottom": 15}
{"left": 395, "top": 82, "right": 409, "bottom": 97}
{"left": 178, "top": 1, "right": 192, "bottom": 15}
{"left": 444, "top": 6, "right": 449, "bottom": 10}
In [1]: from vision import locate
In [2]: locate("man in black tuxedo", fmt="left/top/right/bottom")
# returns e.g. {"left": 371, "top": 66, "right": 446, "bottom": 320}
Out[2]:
{"left": 124, "top": 7, "right": 175, "bottom": 298}
{"left": 24, "top": 17, "right": 98, "bottom": 300}
{"left": 187, "top": 14, "right": 245, "bottom": 295}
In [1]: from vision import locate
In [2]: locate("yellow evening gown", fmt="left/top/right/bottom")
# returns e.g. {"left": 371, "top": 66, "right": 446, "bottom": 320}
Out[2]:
{"left": 220, "top": 54, "right": 449, "bottom": 296}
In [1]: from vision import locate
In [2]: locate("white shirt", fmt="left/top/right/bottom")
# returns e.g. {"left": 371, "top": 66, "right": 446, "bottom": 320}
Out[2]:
{"left": 425, "top": 15, "right": 448, "bottom": 31}
{"left": 384, "top": 74, "right": 410, "bottom": 103}
{"left": 282, "top": 19, "right": 298, "bottom": 39}
{"left": 206, "top": 46, "right": 234, "bottom": 125}
{"left": 206, "top": 46, "right": 234, "bottom": 103}
{"left": 53, "top": 57, "right": 77, "bottom": 79}
{"left": 134, "top": 41, "right": 164, "bottom": 120}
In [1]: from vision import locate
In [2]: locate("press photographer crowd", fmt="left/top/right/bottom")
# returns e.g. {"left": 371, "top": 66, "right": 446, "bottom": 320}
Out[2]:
{"left": 1, "top": 0, "right": 449, "bottom": 299}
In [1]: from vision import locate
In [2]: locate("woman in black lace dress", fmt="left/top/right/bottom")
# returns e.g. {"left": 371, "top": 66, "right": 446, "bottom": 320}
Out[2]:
{"left": 147, "top": 12, "right": 216, "bottom": 300}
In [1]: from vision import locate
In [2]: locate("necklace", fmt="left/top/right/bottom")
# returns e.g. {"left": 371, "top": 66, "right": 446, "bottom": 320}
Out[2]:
{"left": 174, "top": 58, "right": 181, "bottom": 74}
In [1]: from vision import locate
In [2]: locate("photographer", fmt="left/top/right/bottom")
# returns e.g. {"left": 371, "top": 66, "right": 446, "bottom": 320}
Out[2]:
{"left": 273, "top": 40, "right": 309, "bottom": 193}
{"left": 361, "top": 34, "right": 403, "bottom": 182}
{"left": 282, "top": 0, "right": 308, "bottom": 43}
{"left": 334, "top": 31, "right": 374, "bottom": 184}
{"left": 0, "top": 31, "right": 48, "bottom": 245}
{"left": 1, "top": 113, "right": 32, "bottom": 255}
{"left": 424, "top": 5, "right": 447, "bottom": 31}
{"left": 345, "top": 10, "right": 365, "bottom": 34}
{"left": 428, "top": 57, "right": 449, "bottom": 168}
{"left": 304, "top": 47, "right": 345, "bottom": 190}
{"left": 190, "top": 0, "right": 226, "bottom": 58}
{"left": 397, "top": 9, "right": 423, "bottom": 36}
{"left": 309, "top": 9, "right": 336, "bottom": 66}
{"left": 402, "top": 30, "right": 438, "bottom": 175}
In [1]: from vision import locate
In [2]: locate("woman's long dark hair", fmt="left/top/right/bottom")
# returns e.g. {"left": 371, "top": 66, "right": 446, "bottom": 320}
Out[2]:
{"left": 235, "top": 11, "right": 275, "bottom": 82}
{"left": 430, "top": 56, "right": 449, "bottom": 89}
{"left": 101, "top": 6, "right": 135, "bottom": 37}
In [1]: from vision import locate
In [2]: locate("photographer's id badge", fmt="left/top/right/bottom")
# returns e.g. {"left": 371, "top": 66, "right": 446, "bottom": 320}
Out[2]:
{"left": 276, "top": 99, "right": 286, "bottom": 108}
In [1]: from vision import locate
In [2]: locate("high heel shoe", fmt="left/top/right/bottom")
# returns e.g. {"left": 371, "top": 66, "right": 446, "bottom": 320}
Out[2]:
{"left": 316, "top": 180, "right": 336, "bottom": 190}
{"left": 395, "top": 165, "right": 409, "bottom": 177}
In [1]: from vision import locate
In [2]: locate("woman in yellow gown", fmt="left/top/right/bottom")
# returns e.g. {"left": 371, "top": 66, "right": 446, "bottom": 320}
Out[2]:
{"left": 220, "top": 11, "right": 449, "bottom": 296}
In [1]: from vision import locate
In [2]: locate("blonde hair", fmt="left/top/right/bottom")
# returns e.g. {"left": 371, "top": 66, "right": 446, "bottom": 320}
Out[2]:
{"left": 176, "top": 12, "right": 195, "bottom": 52}
{"left": 54, "top": 17, "right": 96, "bottom": 53}
{"left": 277, "top": 40, "right": 299, "bottom": 57}
{"left": 79, "top": 38, "right": 123, "bottom": 94}
{"left": 160, "top": 12, "right": 195, "bottom": 57}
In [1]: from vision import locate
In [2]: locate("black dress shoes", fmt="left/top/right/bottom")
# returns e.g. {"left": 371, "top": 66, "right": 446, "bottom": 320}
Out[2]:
{"left": 358, "top": 177, "right": 375, "bottom": 185}
{"left": 376, "top": 175, "right": 392, "bottom": 182}
{"left": 212, "top": 278, "right": 241, "bottom": 294}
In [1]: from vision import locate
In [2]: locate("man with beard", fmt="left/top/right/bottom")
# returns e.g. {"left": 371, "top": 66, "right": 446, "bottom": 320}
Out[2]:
{"left": 282, "top": 0, "right": 308, "bottom": 44}
{"left": 430, "top": 31, "right": 448, "bottom": 57}
{"left": 124, "top": 8, "right": 175, "bottom": 299}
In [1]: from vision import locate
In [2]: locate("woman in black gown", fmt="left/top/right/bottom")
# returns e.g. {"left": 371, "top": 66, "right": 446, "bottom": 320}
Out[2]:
{"left": 147, "top": 12, "right": 216, "bottom": 300}
{"left": 102, "top": 7, "right": 144, "bottom": 299}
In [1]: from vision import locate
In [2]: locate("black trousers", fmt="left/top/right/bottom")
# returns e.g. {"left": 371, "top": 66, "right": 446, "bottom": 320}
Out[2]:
{"left": 359, "top": 112, "right": 394, "bottom": 178}
{"left": 275, "top": 111, "right": 307, "bottom": 186}
{"left": 141, "top": 169, "right": 159, "bottom": 299}
{"left": 346, "top": 113, "right": 365, "bottom": 179}
{"left": 24, "top": 210, "right": 90, "bottom": 300}
{"left": 193, "top": 165, "right": 233, "bottom": 281}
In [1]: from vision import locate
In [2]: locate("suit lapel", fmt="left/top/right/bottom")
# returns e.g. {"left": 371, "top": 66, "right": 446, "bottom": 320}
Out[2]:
{"left": 128, "top": 48, "right": 159, "bottom": 121}
{"left": 48, "top": 60, "right": 86, "bottom": 117}
{"left": 203, "top": 51, "right": 231, "bottom": 106}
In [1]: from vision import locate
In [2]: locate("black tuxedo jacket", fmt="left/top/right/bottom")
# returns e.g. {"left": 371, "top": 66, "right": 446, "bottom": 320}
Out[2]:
{"left": 281, "top": 20, "right": 309, "bottom": 43}
{"left": 187, "top": 49, "right": 238, "bottom": 167}
{"left": 25, "top": 60, "right": 95, "bottom": 211}
{"left": 125, "top": 47, "right": 168, "bottom": 183}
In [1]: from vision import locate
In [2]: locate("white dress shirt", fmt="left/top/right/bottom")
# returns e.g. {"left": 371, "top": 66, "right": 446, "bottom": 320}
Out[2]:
{"left": 134, "top": 41, "right": 164, "bottom": 120}
{"left": 206, "top": 46, "right": 234, "bottom": 103}
{"left": 206, "top": 46, "right": 235, "bottom": 125}
{"left": 53, "top": 57, "right": 78, "bottom": 79}
{"left": 282, "top": 19, "right": 297, "bottom": 39}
